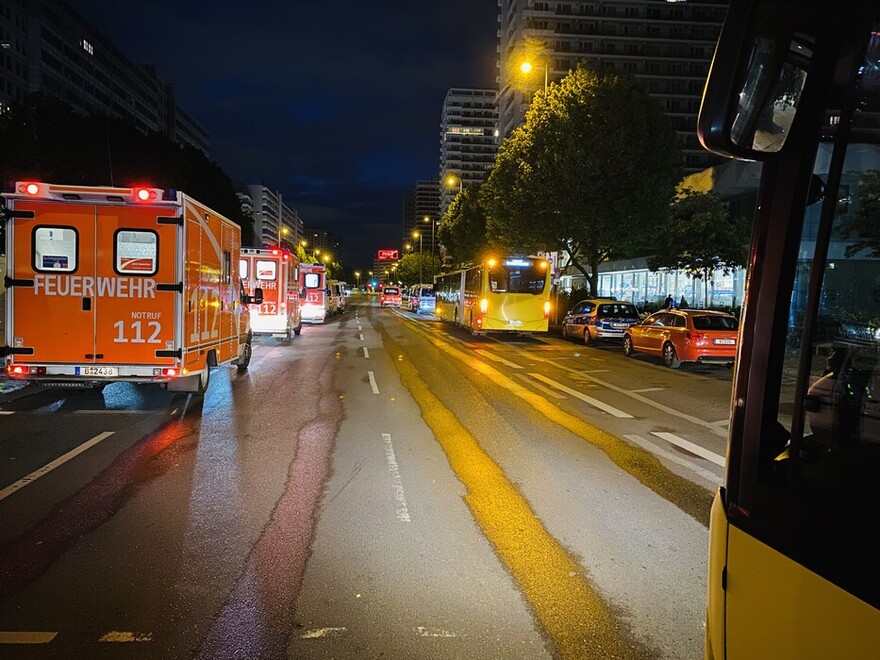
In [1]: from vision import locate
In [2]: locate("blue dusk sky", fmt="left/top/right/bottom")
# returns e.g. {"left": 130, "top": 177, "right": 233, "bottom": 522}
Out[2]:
{"left": 72, "top": 1, "right": 500, "bottom": 269}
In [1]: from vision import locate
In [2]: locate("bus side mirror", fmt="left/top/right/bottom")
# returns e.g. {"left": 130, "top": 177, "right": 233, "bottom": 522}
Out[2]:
{"left": 697, "top": 0, "right": 815, "bottom": 159}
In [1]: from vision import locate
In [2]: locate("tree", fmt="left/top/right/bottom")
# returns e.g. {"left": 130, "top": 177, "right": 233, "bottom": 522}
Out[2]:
{"left": 0, "top": 94, "right": 254, "bottom": 244}
{"left": 396, "top": 252, "right": 440, "bottom": 286}
{"left": 482, "top": 64, "right": 681, "bottom": 296}
{"left": 437, "top": 185, "right": 492, "bottom": 266}
{"left": 648, "top": 190, "right": 750, "bottom": 305}
{"left": 841, "top": 170, "right": 880, "bottom": 257}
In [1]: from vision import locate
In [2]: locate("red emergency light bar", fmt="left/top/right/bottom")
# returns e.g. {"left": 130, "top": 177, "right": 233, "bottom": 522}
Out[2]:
{"left": 134, "top": 188, "right": 158, "bottom": 202}
{"left": 20, "top": 182, "right": 41, "bottom": 196}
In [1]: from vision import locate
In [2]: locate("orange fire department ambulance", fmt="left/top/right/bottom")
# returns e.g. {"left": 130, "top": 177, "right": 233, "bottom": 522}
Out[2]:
{"left": 1, "top": 181, "right": 261, "bottom": 393}
{"left": 299, "top": 263, "right": 329, "bottom": 323}
{"left": 240, "top": 247, "right": 302, "bottom": 340}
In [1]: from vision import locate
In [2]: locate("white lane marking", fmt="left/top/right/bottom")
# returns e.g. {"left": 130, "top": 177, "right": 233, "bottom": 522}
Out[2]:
{"left": 709, "top": 419, "right": 730, "bottom": 427}
{"left": 0, "top": 632, "right": 58, "bottom": 644}
{"left": 98, "top": 631, "right": 153, "bottom": 643}
{"left": 416, "top": 626, "right": 457, "bottom": 638}
{"left": 301, "top": 627, "right": 347, "bottom": 639}
{"left": 0, "top": 431, "right": 115, "bottom": 502}
{"left": 530, "top": 374, "right": 633, "bottom": 418}
{"left": 474, "top": 349, "right": 523, "bottom": 369}
{"left": 358, "top": 333, "right": 364, "bottom": 341}
{"left": 368, "top": 371, "right": 380, "bottom": 394}
{"left": 0, "top": 411, "right": 14, "bottom": 415}
{"left": 631, "top": 387, "right": 665, "bottom": 393}
{"left": 382, "top": 433, "right": 411, "bottom": 523}
{"left": 582, "top": 369, "right": 611, "bottom": 373}
{"left": 539, "top": 357, "right": 728, "bottom": 438}
{"left": 625, "top": 435, "right": 722, "bottom": 484}
{"left": 363, "top": 346, "right": 370, "bottom": 358}
{"left": 514, "top": 373, "right": 565, "bottom": 399}
{"left": 651, "top": 431, "right": 726, "bottom": 467}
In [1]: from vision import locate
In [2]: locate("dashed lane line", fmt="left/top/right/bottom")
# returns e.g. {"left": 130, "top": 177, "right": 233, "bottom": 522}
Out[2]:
{"left": 0, "top": 431, "right": 115, "bottom": 502}
{"left": 651, "top": 431, "right": 726, "bottom": 468}
{"left": 98, "top": 631, "right": 153, "bottom": 643}
{"left": 363, "top": 346, "right": 370, "bottom": 358}
{"left": 625, "top": 434, "right": 722, "bottom": 485}
{"left": 368, "top": 371, "right": 380, "bottom": 394}
{"left": 631, "top": 387, "right": 665, "bottom": 393}
{"left": 382, "top": 433, "right": 411, "bottom": 523}
{"left": 474, "top": 349, "right": 523, "bottom": 369}
{"left": 513, "top": 373, "right": 565, "bottom": 399}
{"left": 530, "top": 373, "right": 633, "bottom": 418}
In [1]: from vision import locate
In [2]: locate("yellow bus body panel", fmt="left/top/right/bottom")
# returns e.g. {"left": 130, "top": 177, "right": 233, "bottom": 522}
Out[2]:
{"left": 722, "top": 521, "right": 880, "bottom": 658}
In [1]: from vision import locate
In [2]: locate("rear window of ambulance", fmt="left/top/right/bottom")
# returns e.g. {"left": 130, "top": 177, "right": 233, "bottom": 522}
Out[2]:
{"left": 256, "top": 260, "right": 277, "bottom": 280}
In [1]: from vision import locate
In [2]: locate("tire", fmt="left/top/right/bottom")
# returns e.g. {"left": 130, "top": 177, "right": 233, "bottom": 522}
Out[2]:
{"left": 561, "top": 323, "right": 568, "bottom": 339}
{"left": 623, "top": 335, "right": 634, "bottom": 357}
{"left": 663, "top": 342, "right": 681, "bottom": 369}
{"left": 196, "top": 366, "right": 211, "bottom": 394}
{"left": 583, "top": 328, "right": 592, "bottom": 346}
{"left": 237, "top": 340, "right": 252, "bottom": 371}
{"left": 293, "top": 320, "right": 302, "bottom": 336}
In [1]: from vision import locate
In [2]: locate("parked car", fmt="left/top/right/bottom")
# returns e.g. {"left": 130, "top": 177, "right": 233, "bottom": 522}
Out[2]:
{"left": 623, "top": 309, "right": 739, "bottom": 368}
{"left": 409, "top": 285, "right": 436, "bottom": 314}
{"left": 380, "top": 286, "right": 402, "bottom": 308}
{"left": 561, "top": 298, "right": 640, "bottom": 345}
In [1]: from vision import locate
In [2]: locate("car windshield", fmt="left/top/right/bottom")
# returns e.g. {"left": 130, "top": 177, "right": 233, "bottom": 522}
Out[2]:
{"left": 692, "top": 315, "right": 738, "bottom": 330}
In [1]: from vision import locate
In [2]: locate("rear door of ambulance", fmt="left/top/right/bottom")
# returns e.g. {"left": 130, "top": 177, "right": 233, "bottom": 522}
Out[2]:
{"left": 7, "top": 190, "right": 178, "bottom": 375}
{"left": 254, "top": 254, "right": 282, "bottom": 332}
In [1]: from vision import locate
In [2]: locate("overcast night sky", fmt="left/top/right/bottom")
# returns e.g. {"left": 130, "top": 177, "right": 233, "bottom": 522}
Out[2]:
{"left": 71, "top": 1, "right": 500, "bottom": 269}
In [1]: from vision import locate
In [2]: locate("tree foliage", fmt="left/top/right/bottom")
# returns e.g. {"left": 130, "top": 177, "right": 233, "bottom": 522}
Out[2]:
{"left": 841, "top": 170, "right": 880, "bottom": 257}
{"left": 396, "top": 252, "right": 440, "bottom": 287}
{"left": 482, "top": 64, "right": 682, "bottom": 296}
{"left": 0, "top": 94, "right": 254, "bottom": 244}
{"left": 437, "top": 186, "right": 491, "bottom": 267}
{"left": 648, "top": 189, "right": 750, "bottom": 303}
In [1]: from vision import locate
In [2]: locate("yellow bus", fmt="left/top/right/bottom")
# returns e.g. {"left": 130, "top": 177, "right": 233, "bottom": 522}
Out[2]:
{"left": 698, "top": 0, "right": 880, "bottom": 657}
{"left": 434, "top": 256, "right": 551, "bottom": 335}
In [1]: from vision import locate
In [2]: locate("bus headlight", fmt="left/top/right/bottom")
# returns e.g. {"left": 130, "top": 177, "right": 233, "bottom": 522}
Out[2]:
{"left": 543, "top": 301, "right": 551, "bottom": 319}
{"left": 480, "top": 298, "right": 488, "bottom": 315}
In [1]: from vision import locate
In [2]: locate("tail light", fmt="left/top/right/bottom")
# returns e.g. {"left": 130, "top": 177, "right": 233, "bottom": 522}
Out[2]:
{"left": 480, "top": 298, "right": 488, "bottom": 315}
{"left": 280, "top": 303, "right": 286, "bottom": 311}
{"left": 543, "top": 301, "right": 551, "bottom": 319}
{"left": 686, "top": 331, "right": 709, "bottom": 345}
{"left": 8, "top": 365, "right": 45, "bottom": 375}
{"left": 21, "top": 182, "right": 41, "bottom": 196}
{"left": 475, "top": 316, "right": 483, "bottom": 327}
{"left": 162, "top": 367, "right": 179, "bottom": 377}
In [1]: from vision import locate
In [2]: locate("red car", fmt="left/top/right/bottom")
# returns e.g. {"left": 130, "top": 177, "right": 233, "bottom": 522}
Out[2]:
{"left": 623, "top": 309, "right": 738, "bottom": 368}
{"left": 380, "top": 286, "right": 402, "bottom": 308}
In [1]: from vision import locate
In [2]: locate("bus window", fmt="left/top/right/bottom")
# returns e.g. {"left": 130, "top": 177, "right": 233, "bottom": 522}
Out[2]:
{"left": 488, "top": 259, "right": 548, "bottom": 294}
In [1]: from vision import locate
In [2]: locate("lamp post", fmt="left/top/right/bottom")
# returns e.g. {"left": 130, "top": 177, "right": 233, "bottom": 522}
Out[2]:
{"left": 412, "top": 230, "right": 422, "bottom": 284}
{"left": 423, "top": 215, "right": 435, "bottom": 280}
{"left": 355, "top": 271, "right": 361, "bottom": 290}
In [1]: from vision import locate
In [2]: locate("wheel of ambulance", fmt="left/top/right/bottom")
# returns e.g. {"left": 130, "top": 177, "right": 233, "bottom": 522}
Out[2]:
{"left": 237, "top": 340, "right": 253, "bottom": 371}
{"left": 293, "top": 320, "right": 302, "bottom": 336}
{"left": 623, "top": 334, "right": 635, "bottom": 357}
{"left": 663, "top": 342, "right": 681, "bottom": 369}
{"left": 196, "top": 366, "right": 211, "bottom": 394}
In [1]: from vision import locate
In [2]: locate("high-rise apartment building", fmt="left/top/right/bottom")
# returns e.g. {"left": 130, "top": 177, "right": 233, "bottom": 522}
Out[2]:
{"left": 0, "top": 0, "right": 208, "bottom": 154}
{"left": 402, "top": 179, "right": 441, "bottom": 260}
{"left": 497, "top": 0, "right": 729, "bottom": 172}
{"left": 439, "top": 88, "right": 498, "bottom": 215}
{"left": 242, "top": 186, "right": 304, "bottom": 249}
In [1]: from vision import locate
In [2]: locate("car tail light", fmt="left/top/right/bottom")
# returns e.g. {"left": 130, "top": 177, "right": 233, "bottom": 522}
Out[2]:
{"left": 162, "top": 367, "right": 179, "bottom": 377}
{"left": 686, "top": 331, "right": 709, "bottom": 344}
{"left": 8, "top": 365, "right": 27, "bottom": 376}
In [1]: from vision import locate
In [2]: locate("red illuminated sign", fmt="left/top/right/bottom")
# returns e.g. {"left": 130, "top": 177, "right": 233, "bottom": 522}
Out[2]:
{"left": 377, "top": 249, "right": 399, "bottom": 261}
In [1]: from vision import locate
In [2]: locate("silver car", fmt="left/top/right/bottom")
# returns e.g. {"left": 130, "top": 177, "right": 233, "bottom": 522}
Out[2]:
{"left": 561, "top": 299, "right": 640, "bottom": 345}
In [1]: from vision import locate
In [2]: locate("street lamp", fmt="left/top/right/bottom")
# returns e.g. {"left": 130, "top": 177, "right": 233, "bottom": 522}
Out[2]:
{"left": 412, "top": 230, "right": 422, "bottom": 284}
{"left": 423, "top": 215, "right": 436, "bottom": 280}
{"left": 445, "top": 175, "right": 462, "bottom": 195}
{"left": 519, "top": 59, "right": 548, "bottom": 92}
{"left": 355, "top": 271, "right": 361, "bottom": 290}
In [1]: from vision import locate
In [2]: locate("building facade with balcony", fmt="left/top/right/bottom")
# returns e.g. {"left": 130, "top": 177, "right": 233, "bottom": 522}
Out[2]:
{"left": 402, "top": 179, "right": 441, "bottom": 260}
{"left": 497, "top": 0, "right": 729, "bottom": 172}
{"left": 439, "top": 88, "right": 498, "bottom": 215}
{"left": 241, "top": 186, "right": 304, "bottom": 250}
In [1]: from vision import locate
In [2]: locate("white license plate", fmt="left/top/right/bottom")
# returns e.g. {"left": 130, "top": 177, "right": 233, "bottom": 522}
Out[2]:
{"left": 612, "top": 322, "right": 628, "bottom": 328}
{"left": 78, "top": 366, "right": 118, "bottom": 377}
{"left": 713, "top": 339, "right": 735, "bottom": 345}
